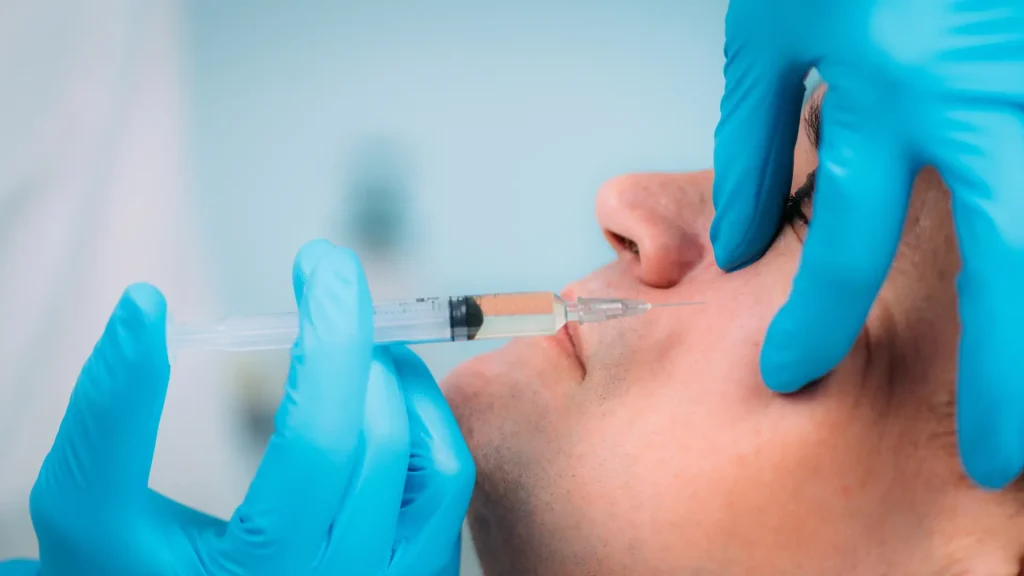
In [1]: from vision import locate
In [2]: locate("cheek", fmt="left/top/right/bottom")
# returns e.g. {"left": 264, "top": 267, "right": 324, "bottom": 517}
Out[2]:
{"left": 583, "top": 254, "right": 796, "bottom": 401}
{"left": 557, "top": 368, "right": 894, "bottom": 570}
{"left": 550, "top": 248, "right": 868, "bottom": 565}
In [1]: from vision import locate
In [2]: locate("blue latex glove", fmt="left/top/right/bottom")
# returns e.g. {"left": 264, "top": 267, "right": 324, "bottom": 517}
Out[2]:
{"left": 0, "top": 239, "right": 473, "bottom": 575}
{"left": 710, "top": 0, "right": 1024, "bottom": 489}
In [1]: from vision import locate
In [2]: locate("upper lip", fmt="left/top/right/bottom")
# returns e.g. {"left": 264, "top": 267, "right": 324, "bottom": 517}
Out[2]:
{"left": 559, "top": 289, "right": 586, "bottom": 370}
{"left": 564, "top": 321, "right": 585, "bottom": 369}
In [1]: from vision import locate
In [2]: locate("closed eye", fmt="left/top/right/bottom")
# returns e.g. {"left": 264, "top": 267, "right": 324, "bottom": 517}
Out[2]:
{"left": 785, "top": 170, "right": 815, "bottom": 225}
{"left": 781, "top": 92, "right": 822, "bottom": 228}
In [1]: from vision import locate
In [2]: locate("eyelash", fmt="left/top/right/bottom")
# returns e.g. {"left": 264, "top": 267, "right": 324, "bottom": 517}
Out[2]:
{"left": 783, "top": 169, "right": 816, "bottom": 226}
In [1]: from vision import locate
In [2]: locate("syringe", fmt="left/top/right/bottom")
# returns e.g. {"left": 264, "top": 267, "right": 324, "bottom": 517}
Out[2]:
{"left": 168, "top": 291, "right": 701, "bottom": 352}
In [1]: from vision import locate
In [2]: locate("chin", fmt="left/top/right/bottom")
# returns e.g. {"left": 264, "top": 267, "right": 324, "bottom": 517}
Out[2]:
{"left": 440, "top": 337, "right": 587, "bottom": 574}
{"left": 441, "top": 336, "right": 581, "bottom": 422}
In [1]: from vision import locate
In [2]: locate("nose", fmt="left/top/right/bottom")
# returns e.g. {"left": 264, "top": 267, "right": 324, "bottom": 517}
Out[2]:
{"left": 595, "top": 172, "right": 714, "bottom": 288}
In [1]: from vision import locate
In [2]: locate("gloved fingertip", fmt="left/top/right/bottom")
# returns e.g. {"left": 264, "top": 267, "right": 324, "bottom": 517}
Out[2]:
{"left": 100, "top": 283, "right": 169, "bottom": 369}
{"left": 433, "top": 432, "right": 476, "bottom": 485}
{"left": 390, "top": 346, "right": 444, "bottom": 408}
{"left": 120, "top": 282, "right": 168, "bottom": 326}
{"left": 709, "top": 191, "right": 738, "bottom": 263}
{"left": 962, "top": 445, "right": 1024, "bottom": 490}
{"left": 709, "top": 191, "right": 779, "bottom": 273}
{"left": 292, "top": 238, "right": 338, "bottom": 302}
{"left": 709, "top": 221, "right": 754, "bottom": 272}
{"left": 958, "top": 355, "right": 1024, "bottom": 489}
{"left": 0, "top": 559, "right": 41, "bottom": 576}
{"left": 388, "top": 344, "right": 428, "bottom": 374}
{"left": 370, "top": 345, "right": 398, "bottom": 384}
{"left": 759, "top": 315, "right": 816, "bottom": 394}
{"left": 299, "top": 247, "right": 372, "bottom": 347}
{"left": 307, "top": 246, "right": 365, "bottom": 297}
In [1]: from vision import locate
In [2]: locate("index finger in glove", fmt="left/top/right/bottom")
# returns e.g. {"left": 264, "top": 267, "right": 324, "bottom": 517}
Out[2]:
{"left": 214, "top": 244, "right": 375, "bottom": 571}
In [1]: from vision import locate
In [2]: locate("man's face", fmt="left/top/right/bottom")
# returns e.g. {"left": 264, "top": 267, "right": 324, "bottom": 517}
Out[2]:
{"left": 441, "top": 88, "right": 1024, "bottom": 575}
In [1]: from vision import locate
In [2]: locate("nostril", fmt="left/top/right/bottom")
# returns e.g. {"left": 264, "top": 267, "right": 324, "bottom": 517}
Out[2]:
{"left": 607, "top": 231, "right": 640, "bottom": 258}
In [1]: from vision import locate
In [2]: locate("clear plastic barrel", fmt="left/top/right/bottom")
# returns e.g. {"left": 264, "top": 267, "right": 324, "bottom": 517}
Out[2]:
{"left": 169, "top": 297, "right": 454, "bottom": 352}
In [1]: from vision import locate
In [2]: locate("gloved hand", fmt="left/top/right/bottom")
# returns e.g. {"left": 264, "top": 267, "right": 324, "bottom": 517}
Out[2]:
{"left": 710, "top": 0, "right": 1024, "bottom": 489}
{"left": 0, "top": 239, "right": 474, "bottom": 575}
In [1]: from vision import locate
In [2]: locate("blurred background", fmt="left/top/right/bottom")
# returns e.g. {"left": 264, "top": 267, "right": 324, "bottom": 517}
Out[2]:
{"left": 0, "top": 1, "right": 726, "bottom": 572}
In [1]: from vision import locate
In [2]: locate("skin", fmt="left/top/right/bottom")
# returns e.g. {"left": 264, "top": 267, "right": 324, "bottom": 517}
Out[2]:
{"left": 441, "top": 88, "right": 1024, "bottom": 575}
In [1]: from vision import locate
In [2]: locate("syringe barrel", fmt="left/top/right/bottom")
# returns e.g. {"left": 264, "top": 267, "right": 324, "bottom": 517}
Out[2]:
{"left": 168, "top": 292, "right": 567, "bottom": 352}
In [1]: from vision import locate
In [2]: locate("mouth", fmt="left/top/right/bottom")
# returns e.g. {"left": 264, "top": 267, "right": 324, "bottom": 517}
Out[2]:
{"left": 549, "top": 322, "right": 585, "bottom": 374}
{"left": 549, "top": 288, "right": 586, "bottom": 373}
